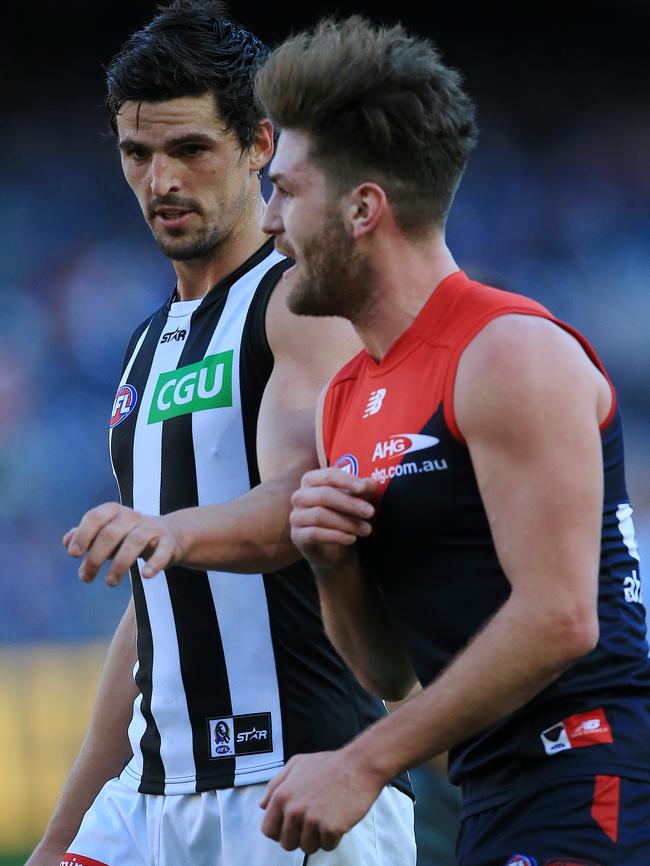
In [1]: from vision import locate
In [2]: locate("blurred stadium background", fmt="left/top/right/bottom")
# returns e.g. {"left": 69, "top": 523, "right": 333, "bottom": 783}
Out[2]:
{"left": 1, "top": 1, "right": 648, "bottom": 863}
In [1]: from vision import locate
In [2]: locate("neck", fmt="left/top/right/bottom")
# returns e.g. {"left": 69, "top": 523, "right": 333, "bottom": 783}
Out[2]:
{"left": 354, "top": 231, "right": 458, "bottom": 361}
{"left": 173, "top": 198, "right": 268, "bottom": 300}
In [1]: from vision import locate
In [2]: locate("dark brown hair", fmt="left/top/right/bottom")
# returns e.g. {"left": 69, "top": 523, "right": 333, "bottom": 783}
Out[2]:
{"left": 256, "top": 16, "right": 478, "bottom": 233}
{"left": 106, "top": 0, "right": 269, "bottom": 150}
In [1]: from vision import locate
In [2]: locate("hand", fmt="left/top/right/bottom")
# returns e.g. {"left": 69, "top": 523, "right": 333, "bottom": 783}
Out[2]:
{"left": 289, "top": 469, "right": 378, "bottom": 571}
{"left": 64, "top": 502, "right": 184, "bottom": 586}
{"left": 260, "top": 749, "right": 384, "bottom": 854}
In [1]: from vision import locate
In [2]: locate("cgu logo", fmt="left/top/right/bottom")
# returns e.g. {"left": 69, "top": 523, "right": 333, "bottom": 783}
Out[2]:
{"left": 161, "top": 327, "right": 187, "bottom": 344}
{"left": 148, "top": 350, "right": 234, "bottom": 423}
{"left": 372, "top": 433, "right": 439, "bottom": 462}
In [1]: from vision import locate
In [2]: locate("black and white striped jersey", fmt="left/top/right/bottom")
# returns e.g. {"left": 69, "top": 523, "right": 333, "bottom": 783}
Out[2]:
{"left": 108, "top": 240, "right": 406, "bottom": 795}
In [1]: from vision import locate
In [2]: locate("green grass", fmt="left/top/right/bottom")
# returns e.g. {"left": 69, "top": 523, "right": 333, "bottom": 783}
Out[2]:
{"left": 0, "top": 852, "right": 30, "bottom": 866}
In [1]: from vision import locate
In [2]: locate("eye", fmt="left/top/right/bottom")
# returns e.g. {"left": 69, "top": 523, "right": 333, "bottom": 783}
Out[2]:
{"left": 178, "top": 143, "right": 206, "bottom": 157}
{"left": 124, "top": 145, "right": 149, "bottom": 163}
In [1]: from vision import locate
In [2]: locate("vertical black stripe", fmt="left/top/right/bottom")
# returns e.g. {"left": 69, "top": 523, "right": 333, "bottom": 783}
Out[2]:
{"left": 160, "top": 289, "right": 236, "bottom": 790}
{"left": 110, "top": 305, "right": 169, "bottom": 791}
{"left": 238, "top": 258, "right": 291, "bottom": 487}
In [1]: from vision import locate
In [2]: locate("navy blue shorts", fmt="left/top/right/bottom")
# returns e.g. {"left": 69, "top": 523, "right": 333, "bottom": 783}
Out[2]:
{"left": 456, "top": 775, "right": 650, "bottom": 866}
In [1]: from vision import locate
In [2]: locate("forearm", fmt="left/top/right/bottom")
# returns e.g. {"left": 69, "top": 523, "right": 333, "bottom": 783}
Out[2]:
{"left": 315, "top": 552, "right": 416, "bottom": 700}
{"left": 344, "top": 591, "right": 595, "bottom": 784}
{"left": 35, "top": 602, "right": 137, "bottom": 853}
{"left": 163, "top": 469, "right": 304, "bottom": 574}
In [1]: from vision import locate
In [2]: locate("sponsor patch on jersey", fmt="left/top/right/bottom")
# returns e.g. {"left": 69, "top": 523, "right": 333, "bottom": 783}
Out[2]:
{"left": 334, "top": 453, "right": 359, "bottom": 475}
{"left": 505, "top": 856, "right": 537, "bottom": 866}
{"left": 148, "top": 350, "right": 234, "bottom": 423}
{"left": 208, "top": 712, "right": 272, "bottom": 759}
{"left": 61, "top": 855, "right": 110, "bottom": 866}
{"left": 160, "top": 326, "right": 187, "bottom": 344}
{"left": 110, "top": 384, "right": 137, "bottom": 429}
{"left": 372, "top": 433, "right": 440, "bottom": 462}
{"left": 541, "top": 708, "right": 612, "bottom": 756}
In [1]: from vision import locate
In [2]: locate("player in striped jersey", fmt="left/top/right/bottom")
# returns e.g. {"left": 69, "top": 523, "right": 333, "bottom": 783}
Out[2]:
{"left": 25, "top": 4, "right": 415, "bottom": 866}
{"left": 255, "top": 15, "right": 650, "bottom": 865}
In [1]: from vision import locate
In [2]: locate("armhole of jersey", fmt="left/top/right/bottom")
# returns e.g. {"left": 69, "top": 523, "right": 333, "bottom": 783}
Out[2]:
{"left": 121, "top": 313, "right": 155, "bottom": 376}
{"left": 249, "top": 259, "right": 292, "bottom": 369}
{"left": 442, "top": 308, "right": 618, "bottom": 445}
{"left": 554, "top": 319, "right": 618, "bottom": 430}
{"left": 315, "top": 386, "right": 328, "bottom": 468}
{"left": 321, "top": 383, "right": 336, "bottom": 467}
{"left": 239, "top": 259, "right": 291, "bottom": 488}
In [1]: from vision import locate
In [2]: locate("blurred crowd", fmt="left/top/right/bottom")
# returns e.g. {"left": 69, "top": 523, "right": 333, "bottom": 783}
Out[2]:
{"left": 0, "top": 100, "right": 648, "bottom": 644}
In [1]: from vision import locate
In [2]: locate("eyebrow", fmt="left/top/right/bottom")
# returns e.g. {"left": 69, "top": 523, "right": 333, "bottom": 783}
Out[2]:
{"left": 118, "top": 133, "right": 217, "bottom": 152}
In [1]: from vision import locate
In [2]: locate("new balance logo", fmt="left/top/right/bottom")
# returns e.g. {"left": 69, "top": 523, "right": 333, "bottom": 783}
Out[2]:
{"left": 363, "top": 388, "right": 387, "bottom": 418}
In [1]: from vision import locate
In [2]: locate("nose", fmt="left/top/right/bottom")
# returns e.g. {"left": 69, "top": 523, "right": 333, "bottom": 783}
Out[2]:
{"left": 261, "top": 190, "right": 283, "bottom": 237}
{"left": 150, "top": 154, "right": 181, "bottom": 198}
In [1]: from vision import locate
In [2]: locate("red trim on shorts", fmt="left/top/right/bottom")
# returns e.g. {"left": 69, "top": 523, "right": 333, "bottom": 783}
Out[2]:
{"left": 60, "top": 854, "right": 109, "bottom": 866}
{"left": 591, "top": 774, "right": 620, "bottom": 843}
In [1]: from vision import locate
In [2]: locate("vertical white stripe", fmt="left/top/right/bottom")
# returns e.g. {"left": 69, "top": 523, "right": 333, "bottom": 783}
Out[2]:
{"left": 193, "top": 257, "right": 285, "bottom": 779}
{"left": 128, "top": 304, "right": 200, "bottom": 787}
{"left": 617, "top": 503, "right": 641, "bottom": 562}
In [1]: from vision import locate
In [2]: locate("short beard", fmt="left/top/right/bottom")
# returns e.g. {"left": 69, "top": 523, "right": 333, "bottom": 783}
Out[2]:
{"left": 152, "top": 224, "right": 224, "bottom": 262}
{"left": 288, "top": 214, "right": 375, "bottom": 324}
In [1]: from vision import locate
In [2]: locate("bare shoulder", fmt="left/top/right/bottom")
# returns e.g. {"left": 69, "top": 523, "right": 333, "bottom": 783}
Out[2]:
{"left": 455, "top": 314, "right": 611, "bottom": 440}
{"left": 265, "top": 275, "right": 362, "bottom": 377}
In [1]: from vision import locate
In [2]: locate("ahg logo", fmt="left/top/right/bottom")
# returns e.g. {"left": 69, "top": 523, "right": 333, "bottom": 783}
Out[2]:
{"left": 372, "top": 433, "right": 439, "bottom": 462}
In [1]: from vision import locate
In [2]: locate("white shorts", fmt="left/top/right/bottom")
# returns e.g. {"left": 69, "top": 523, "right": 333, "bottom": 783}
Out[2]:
{"left": 62, "top": 777, "right": 415, "bottom": 866}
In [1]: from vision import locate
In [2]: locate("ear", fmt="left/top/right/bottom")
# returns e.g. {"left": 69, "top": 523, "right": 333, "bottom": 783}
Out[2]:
{"left": 249, "top": 118, "right": 275, "bottom": 172}
{"left": 344, "top": 183, "right": 388, "bottom": 239}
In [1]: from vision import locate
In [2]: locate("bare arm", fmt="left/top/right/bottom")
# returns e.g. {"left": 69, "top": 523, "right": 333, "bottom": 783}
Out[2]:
{"left": 263, "top": 315, "right": 610, "bottom": 853}
{"left": 26, "top": 599, "right": 137, "bottom": 866}
{"left": 64, "top": 279, "right": 362, "bottom": 584}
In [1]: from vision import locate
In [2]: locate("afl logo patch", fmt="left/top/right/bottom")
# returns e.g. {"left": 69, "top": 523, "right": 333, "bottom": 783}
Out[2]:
{"left": 110, "top": 384, "right": 138, "bottom": 428}
{"left": 334, "top": 454, "right": 359, "bottom": 475}
{"left": 505, "top": 857, "right": 537, "bottom": 866}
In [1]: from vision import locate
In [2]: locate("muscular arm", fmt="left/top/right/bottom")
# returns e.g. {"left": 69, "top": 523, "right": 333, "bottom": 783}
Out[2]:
{"left": 265, "top": 315, "right": 611, "bottom": 852}
{"left": 26, "top": 600, "right": 137, "bottom": 865}
{"left": 65, "top": 278, "right": 362, "bottom": 584}
{"left": 290, "top": 388, "right": 417, "bottom": 699}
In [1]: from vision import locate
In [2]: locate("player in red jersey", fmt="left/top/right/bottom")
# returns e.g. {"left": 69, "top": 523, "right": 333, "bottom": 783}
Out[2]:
{"left": 255, "top": 15, "right": 650, "bottom": 866}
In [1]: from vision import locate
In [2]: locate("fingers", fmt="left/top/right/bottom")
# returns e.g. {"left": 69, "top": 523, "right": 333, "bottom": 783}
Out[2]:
{"left": 290, "top": 470, "right": 376, "bottom": 548}
{"left": 64, "top": 503, "right": 176, "bottom": 586}
{"left": 64, "top": 502, "right": 122, "bottom": 557}
{"left": 261, "top": 789, "right": 342, "bottom": 854}
{"left": 301, "top": 467, "right": 378, "bottom": 500}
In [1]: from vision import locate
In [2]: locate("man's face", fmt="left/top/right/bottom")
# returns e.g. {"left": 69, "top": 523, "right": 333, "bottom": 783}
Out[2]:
{"left": 262, "top": 130, "right": 374, "bottom": 323}
{"left": 116, "top": 93, "right": 257, "bottom": 262}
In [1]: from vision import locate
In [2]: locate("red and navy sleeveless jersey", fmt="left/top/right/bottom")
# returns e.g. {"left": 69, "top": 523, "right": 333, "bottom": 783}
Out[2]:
{"left": 323, "top": 270, "right": 650, "bottom": 810}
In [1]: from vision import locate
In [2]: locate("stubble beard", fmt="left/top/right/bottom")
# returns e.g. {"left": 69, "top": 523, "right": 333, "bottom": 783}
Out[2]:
{"left": 287, "top": 215, "right": 376, "bottom": 325}
{"left": 151, "top": 223, "right": 225, "bottom": 262}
